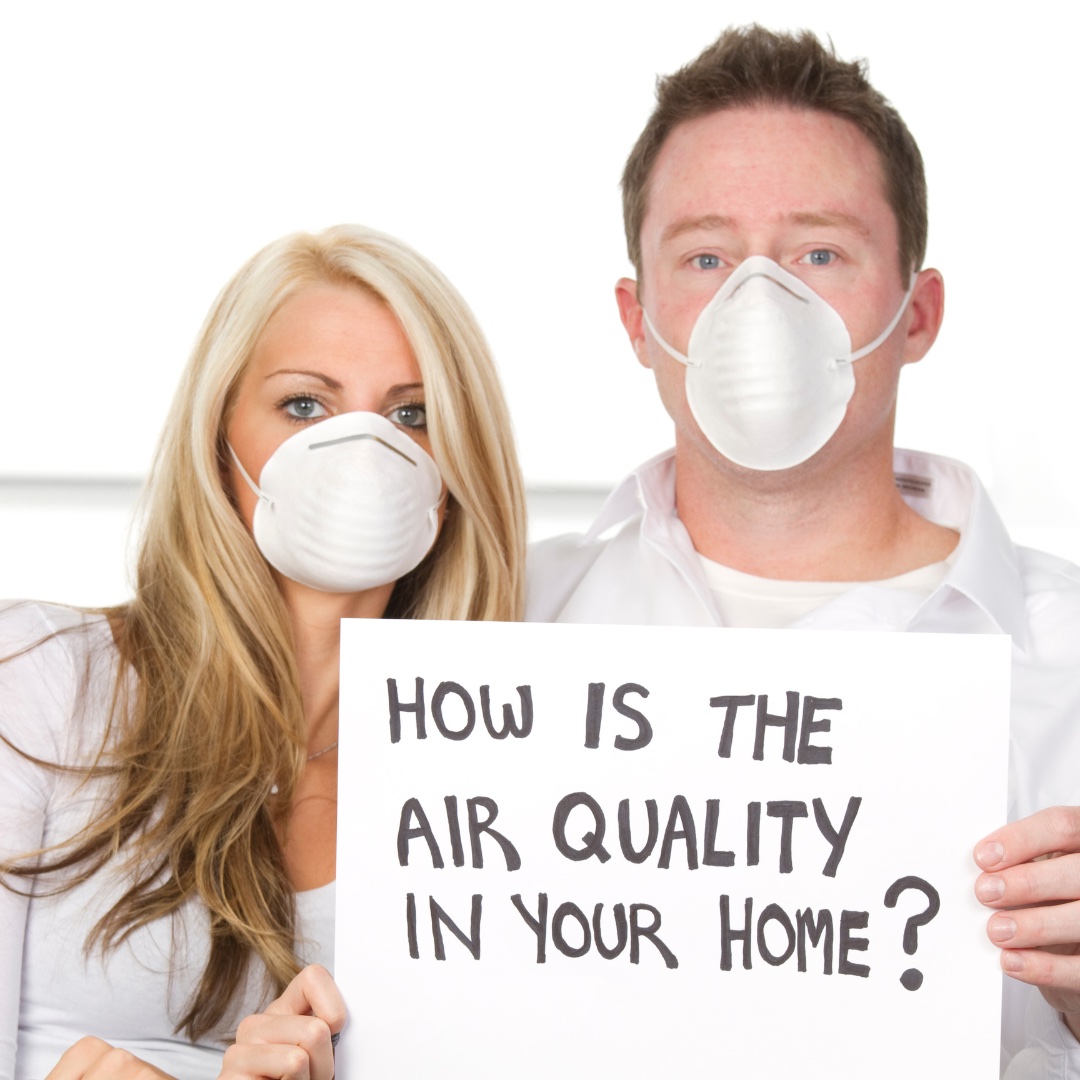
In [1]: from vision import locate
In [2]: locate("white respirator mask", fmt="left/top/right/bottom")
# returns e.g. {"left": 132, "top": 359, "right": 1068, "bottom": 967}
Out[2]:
{"left": 228, "top": 410, "right": 443, "bottom": 593}
{"left": 642, "top": 255, "right": 916, "bottom": 471}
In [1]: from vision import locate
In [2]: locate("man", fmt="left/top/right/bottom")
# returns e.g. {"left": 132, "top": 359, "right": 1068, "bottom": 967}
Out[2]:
{"left": 528, "top": 27, "right": 1080, "bottom": 1077}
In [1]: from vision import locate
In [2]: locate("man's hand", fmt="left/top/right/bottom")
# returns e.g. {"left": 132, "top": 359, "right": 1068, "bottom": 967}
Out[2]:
{"left": 975, "top": 806, "right": 1080, "bottom": 1040}
{"left": 46, "top": 1037, "right": 176, "bottom": 1079}
{"left": 218, "top": 964, "right": 346, "bottom": 1080}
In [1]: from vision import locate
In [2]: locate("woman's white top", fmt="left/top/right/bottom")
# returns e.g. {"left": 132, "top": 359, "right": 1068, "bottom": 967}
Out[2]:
{"left": 0, "top": 602, "right": 335, "bottom": 1080}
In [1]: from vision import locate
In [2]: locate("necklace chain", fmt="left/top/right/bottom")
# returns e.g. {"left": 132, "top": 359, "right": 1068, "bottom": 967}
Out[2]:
{"left": 270, "top": 741, "right": 338, "bottom": 796}
{"left": 306, "top": 740, "right": 338, "bottom": 761}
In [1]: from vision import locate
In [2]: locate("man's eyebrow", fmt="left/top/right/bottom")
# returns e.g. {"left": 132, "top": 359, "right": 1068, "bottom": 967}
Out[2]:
{"left": 787, "top": 210, "right": 872, "bottom": 237}
{"left": 659, "top": 210, "right": 872, "bottom": 245}
{"left": 660, "top": 214, "right": 736, "bottom": 244}
{"left": 264, "top": 369, "right": 344, "bottom": 389}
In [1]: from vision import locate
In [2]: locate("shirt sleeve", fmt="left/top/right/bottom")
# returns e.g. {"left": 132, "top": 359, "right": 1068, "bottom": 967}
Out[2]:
{"left": 0, "top": 604, "right": 81, "bottom": 1079}
{"left": 1003, "top": 990, "right": 1080, "bottom": 1079}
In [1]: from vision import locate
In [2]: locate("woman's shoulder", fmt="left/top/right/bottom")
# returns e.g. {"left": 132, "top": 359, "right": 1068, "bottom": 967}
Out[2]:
{"left": 0, "top": 598, "right": 111, "bottom": 646}
{"left": 0, "top": 600, "right": 117, "bottom": 761}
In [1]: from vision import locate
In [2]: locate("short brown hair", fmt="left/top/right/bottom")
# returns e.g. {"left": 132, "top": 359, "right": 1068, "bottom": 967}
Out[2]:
{"left": 622, "top": 25, "right": 926, "bottom": 283}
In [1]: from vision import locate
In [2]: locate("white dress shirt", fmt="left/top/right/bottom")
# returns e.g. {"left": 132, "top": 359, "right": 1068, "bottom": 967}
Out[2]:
{"left": 528, "top": 447, "right": 1080, "bottom": 1079}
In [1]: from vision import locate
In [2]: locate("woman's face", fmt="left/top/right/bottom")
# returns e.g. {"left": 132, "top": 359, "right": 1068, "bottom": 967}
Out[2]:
{"left": 226, "top": 282, "right": 437, "bottom": 542}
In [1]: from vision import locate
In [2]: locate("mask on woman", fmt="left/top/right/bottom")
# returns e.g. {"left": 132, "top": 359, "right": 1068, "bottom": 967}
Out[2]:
{"left": 229, "top": 410, "right": 443, "bottom": 592}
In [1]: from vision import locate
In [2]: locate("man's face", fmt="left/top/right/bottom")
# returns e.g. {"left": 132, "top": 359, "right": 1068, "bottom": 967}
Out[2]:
{"left": 618, "top": 104, "right": 939, "bottom": 479}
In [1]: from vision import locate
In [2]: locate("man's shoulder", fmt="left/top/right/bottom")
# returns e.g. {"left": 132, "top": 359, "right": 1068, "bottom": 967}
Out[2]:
{"left": 525, "top": 451, "right": 677, "bottom": 623}
{"left": 1015, "top": 543, "right": 1080, "bottom": 590}
{"left": 526, "top": 521, "right": 641, "bottom": 622}
{"left": 983, "top": 542, "right": 1080, "bottom": 684}
{"left": 1013, "top": 543, "right": 1080, "bottom": 632}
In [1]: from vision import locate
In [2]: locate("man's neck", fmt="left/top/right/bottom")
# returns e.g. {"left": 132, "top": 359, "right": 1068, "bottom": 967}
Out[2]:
{"left": 673, "top": 436, "right": 959, "bottom": 582}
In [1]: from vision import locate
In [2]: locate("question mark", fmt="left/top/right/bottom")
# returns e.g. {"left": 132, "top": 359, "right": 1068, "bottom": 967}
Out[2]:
{"left": 883, "top": 876, "right": 941, "bottom": 991}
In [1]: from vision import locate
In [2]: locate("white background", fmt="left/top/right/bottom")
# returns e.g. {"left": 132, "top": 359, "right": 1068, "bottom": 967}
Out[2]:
{"left": 2, "top": 1, "right": 1077, "bottom": 605}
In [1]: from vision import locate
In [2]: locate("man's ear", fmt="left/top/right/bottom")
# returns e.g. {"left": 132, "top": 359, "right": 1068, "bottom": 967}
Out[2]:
{"left": 901, "top": 268, "right": 945, "bottom": 366}
{"left": 615, "top": 277, "right": 650, "bottom": 368}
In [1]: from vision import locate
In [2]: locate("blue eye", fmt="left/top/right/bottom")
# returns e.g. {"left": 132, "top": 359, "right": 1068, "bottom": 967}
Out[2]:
{"left": 390, "top": 404, "right": 427, "bottom": 429}
{"left": 801, "top": 249, "right": 836, "bottom": 266}
{"left": 694, "top": 254, "right": 722, "bottom": 270}
{"left": 282, "top": 396, "right": 327, "bottom": 421}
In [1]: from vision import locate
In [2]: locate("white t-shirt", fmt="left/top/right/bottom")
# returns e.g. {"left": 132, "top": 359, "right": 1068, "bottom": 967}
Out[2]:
{"left": 698, "top": 552, "right": 954, "bottom": 629}
{"left": 0, "top": 602, "right": 334, "bottom": 1080}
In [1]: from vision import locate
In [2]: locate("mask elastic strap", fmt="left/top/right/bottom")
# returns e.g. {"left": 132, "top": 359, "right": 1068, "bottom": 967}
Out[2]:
{"left": 843, "top": 274, "right": 919, "bottom": 364}
{"left": 641, "top": 308, "right": 697, "bottom": 368}
{"left": 227, "top": 443, "right": 273, "bottom": 506}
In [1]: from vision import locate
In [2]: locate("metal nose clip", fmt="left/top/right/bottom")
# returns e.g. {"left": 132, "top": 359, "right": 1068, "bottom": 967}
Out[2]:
{"left": 308, "top": 432, "right": 418, "bottom": 466}
{"left": 729, "top": 272, "right": 810, "bottom": 303}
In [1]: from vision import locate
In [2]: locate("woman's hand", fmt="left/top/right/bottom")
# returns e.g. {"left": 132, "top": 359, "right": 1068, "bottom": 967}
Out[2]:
{"left": 219, "top": 964, "right": 346, "bottom": 1080}
{"left": 46, "top": 1037, "right": 176, "bottom": 1079}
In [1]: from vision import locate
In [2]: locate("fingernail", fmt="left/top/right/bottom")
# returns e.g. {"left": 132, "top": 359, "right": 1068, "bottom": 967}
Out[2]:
{"left": 977, "top": 876, "right": 1005, "bottom": 902}
{"left": 989, "top": 916, "right": 1017, "bottom": 943}
{"left": 975, "top": 841, "right": 1005, "bottom": 868}
{"left": 1001, "top": 950, "right": 1024, "bottom": 973}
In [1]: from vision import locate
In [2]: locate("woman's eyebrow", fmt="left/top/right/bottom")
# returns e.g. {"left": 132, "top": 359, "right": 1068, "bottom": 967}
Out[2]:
{"left": 264, "top": 369, "right": 345, "bottom": 390}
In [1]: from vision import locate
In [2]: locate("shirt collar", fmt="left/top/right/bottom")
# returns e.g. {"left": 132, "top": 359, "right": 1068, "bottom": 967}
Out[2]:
{"left": 586, "top": 446, "right": 1028, "bottom": 645}
{"left": 583, "top": 448, "right": 677, "bottom": 542}
{"left": 892, "top": 448, "right": 1028, "bottom": 646}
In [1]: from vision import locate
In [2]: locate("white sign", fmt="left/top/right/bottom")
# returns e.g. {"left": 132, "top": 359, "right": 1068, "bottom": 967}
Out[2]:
{"left": 335, "top": 621, "right": 1010, "bottom": 1078}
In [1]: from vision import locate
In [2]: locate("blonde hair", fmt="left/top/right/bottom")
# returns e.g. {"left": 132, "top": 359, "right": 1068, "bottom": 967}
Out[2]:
{"left": 2, "top": 225, "right": 525, "bottom": 1038}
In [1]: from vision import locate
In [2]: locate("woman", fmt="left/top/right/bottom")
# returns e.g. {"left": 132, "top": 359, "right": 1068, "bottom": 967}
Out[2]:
{"left": 0, "top": 225, "right": 525, "bottom": 1079}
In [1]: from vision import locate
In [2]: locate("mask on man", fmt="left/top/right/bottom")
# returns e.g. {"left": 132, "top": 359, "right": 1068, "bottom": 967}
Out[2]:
{"left": 229, "top": 410, "right": 443, "bottom": 593}
{"left": 642, "top": 255, "right": 915, "bottom": 471}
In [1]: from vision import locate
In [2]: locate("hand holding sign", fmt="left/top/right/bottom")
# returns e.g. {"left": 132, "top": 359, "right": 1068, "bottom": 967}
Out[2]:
{"left": 219, "top": 965, "right": 344, "bottom": 1080}
{"left": 974, "top": 806, "right": 1080, "bottom": 1039}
